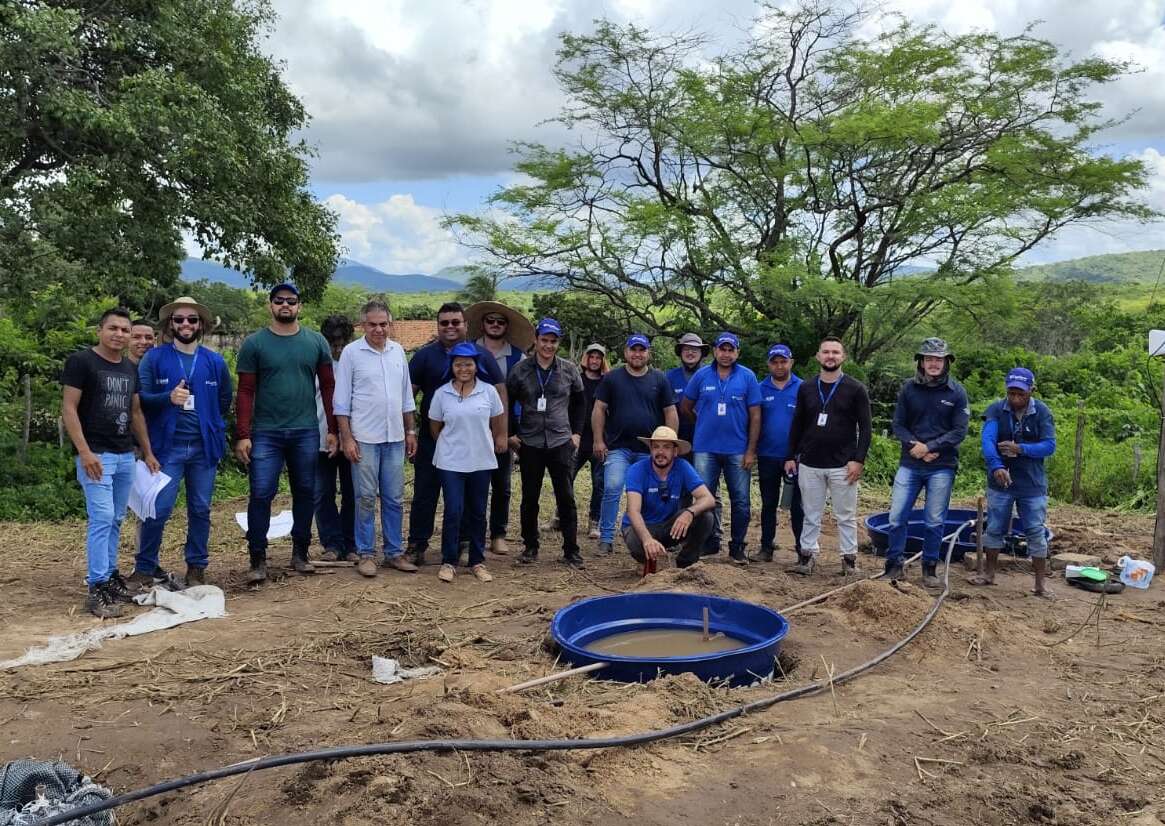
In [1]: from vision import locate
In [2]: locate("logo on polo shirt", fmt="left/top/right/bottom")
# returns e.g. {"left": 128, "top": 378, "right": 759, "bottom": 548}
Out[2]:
{"left": 940, "top": 399, "right": 954, "bottom": 406}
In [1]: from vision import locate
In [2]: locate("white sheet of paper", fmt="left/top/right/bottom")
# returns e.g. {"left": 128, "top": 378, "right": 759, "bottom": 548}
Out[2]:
{"left": 128, "top": 461, "right": 171, "bottom": 520}
{"left": 234, "top": 509, "right": 294, "bottom": 539}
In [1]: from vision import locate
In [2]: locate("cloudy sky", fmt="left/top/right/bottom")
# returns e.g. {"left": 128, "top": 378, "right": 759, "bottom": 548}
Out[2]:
{"left": 263, "top": 0, "right": 1165, "bottom": 274}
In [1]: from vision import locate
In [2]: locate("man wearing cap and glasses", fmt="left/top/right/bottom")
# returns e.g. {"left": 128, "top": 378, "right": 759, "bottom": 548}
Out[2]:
{"left": 668, "top": 333, "right": 710, "bottom": 446}
{"left": 467, "top": 301, "right": 535, "bottom": 555}
{"left": 884, "top": 338, "right": 970, "bottom": 587}
{"left": 235, "top": 284, "right": 339, "bottom": 583}
{"left": 680, "top": 332, "right": 762, "bottom": 564}
{"left": 407, "top": 302, "right": 507, "bottom": 566}
{"left": 506, "top": 318, "right": 587, "bottom": 568}
{"left": 756, "top": 344, "right": 804, "bottom": 563}
{"left": 623, "top": 426, "right": 716, "bottom": 570}
{"left": 591, "top": 334, "right": 678, "bottom": 555}
{"left": 973, "top": 367, "right": 1057, "bottom": 598}
{"left": 132, "top": 296, "right": 233, "bottom": 589}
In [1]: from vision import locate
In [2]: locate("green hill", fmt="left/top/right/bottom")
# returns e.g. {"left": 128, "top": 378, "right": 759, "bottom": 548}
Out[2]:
{"left": 1020, "top": 250, "right": 1165, "bottom": 285}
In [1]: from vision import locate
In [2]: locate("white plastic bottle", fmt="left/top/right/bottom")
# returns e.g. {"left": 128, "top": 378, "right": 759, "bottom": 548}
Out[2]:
{"left": 1117, "top": 556, "right": 1156, "bottom": 590}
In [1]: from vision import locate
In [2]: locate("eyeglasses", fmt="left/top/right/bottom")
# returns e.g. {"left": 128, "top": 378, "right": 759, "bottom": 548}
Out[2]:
{"left": 271, "top": 296, "right": 299, "bottom": 305}
{"left": 483, "top": 316, "right": 508, "bottom": 325}
{"left": 171, "top": 315, "right": 201, "bottom": 325}
{"left": 438, "top": 319, "right": 463, "bottom": 327}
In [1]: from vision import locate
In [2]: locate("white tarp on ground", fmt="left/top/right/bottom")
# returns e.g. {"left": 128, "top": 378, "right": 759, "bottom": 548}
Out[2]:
{"left": 371, "top": 656, "right": 442, "bottom": 685}
{"left": 0, "top": 585, "right": 227, "bottom": 670}
{"left": 233, "top": 509, "right": 294, "bottom": 539}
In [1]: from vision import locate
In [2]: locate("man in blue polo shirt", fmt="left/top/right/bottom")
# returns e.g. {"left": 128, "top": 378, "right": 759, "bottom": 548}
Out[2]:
{"left": 972, "top": 367, "right": 1056, "bottom": 598}
{"left": 407, "top": 302, "right": 507, "bottom": 566}
{"left": 680, "top": 332, "right": 761, "bottom": 564}
{"left": 623, "top": 426, "right": 716, "bottom": 570}
{"left": 756, "top": 343, "right": 803, "bottom": 563}
{"left": 666, "top": 333, "right": 709, "bottom": 445}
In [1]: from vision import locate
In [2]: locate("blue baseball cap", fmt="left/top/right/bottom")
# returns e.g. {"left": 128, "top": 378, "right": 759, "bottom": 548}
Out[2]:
{"left": 269, "top": 282, "right": 299, "bottom": 299}
{"left": 767, "top": 343, "right": 793, "bottom": 360}
{"left": 1006, "top": 367, "right": 1035, "bottom": 390}
{"left": 448, "top": 342, "right": 481, "bottom": 361}
{"left": 714, "top": 332, "right": 740, "bottom": 350}
{"left": 535, "top": 317, "right": 563, "bottom": 338}
{"left": 626, "top": 333, "right": 651, "bottom": 349}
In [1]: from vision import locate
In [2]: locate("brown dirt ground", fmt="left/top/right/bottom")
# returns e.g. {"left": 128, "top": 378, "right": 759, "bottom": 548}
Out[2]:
{"left": 1, "top": 486, "right": 1164, "bottom": 825}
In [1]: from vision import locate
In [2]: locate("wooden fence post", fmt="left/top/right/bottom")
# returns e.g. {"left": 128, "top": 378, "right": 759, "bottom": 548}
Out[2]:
{"left": 1071, "top": 400, "right": 1085, "bottom": 505}
{"left": 1133, "top": 444, "right": 1142, "bottom": 482}
{"left": 1154, "top": 364, "right": 1165, "bottom": 570}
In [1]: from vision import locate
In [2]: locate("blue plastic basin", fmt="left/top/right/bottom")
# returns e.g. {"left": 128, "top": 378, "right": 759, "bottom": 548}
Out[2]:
{"left": 551, "top": 592, "right": 789, "bottom": 686}
{"left": 864, "top": 507, "right": 1054, "bottom": 560}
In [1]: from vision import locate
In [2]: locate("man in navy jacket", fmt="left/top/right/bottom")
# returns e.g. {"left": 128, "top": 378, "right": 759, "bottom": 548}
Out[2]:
{"left": 133, "top": 296, "right": 233, "bottom": 588}
{"left": 973, "top": 367, "right": 1056, "bottom": 597}
{"left": 885, "top": 338, "right": 969, "bottom": 586}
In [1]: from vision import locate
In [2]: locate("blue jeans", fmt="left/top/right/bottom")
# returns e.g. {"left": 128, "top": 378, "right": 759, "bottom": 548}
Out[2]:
{"left": 352, "top": 440, "right": 406, "bottom": 559}
{"left": 598, "top": 448, "right": 639, "bottom": 544}
{"left": 76, "top": 451, "right": 136, "bottom": 586}
{"left": 692, "top": 452, "right": 752, "bottom": 552}
{"left": 247, "top": 428, "right": 319, "bottom": 560}
{"left": 887, "top": 465, "right": 955, "bottom": 564}
{"left": 439, "top": 469, "right": 491, "bottom": 566}
{"left": 983, "top": 488, "right": 1049, "bottom": 559}
{"left": 136, "top": 438, "right": 217, "bottom": 573}
{"left": 314, "top": 451, "right": 355, "bottom": 554}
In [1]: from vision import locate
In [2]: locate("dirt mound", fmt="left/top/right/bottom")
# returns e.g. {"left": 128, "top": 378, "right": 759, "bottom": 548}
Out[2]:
{"left": 836, "top": 579, "right": 933, "bottom": 637}
{"left": 633, "top": 560, "right": 798, "bottom": 604}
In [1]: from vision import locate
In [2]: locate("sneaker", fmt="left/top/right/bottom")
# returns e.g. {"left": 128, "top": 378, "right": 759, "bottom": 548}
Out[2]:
{"left": 356, "top": 556, "right": 378, "bottom": 577}
{"left": 597, "top": 542, "right": 614, "bottom": 556}
{"left": 185, "top": 566, "right": 206, "bottom": 587}
{"left": 789, "top": 554, "right": 816, "bottom": 576}
{"left": 587, "top": 521, "right": 600, "bottom": 540}
{"left": 126, "top": 570, "right": 155, "bottom": 590}
{"left": 471, "top": 564, "right": 493, "bottom": 582}
{"left": 246, "top": 563, "right": 267, "bottom": 584}
{"left": 921, "top": 562, "right": 941, "bottom": 589}
{"left": 85, "top": 583, "right": 123, "bottom": 619}
{"left": 729, "top": 547, "right": 749, "bottom": 566}
{"left": 383, "top": 555, "right": 419, "bottom": 573}
{"left": 840, "top": 555, "right": 859, "bottom": 577}
{"left": 563, "top": 552, "right": 585, "bottom": 569}
{"left": 106, "top": 572, "right": 137, "bottom": 603}
{"left": 490, "top": 536, "right": 509, "bottom": 555}
{"left": 517, "top": 547, "right": 538, "bottom": 565}
{"left": 438, "top": 564, "right": 456, "bottom": 583}
{"left": 883, "top": 560, "right": 905, "bottom": 582}
{"left": 292, "top": 555, "right": 316, "bottom": 574}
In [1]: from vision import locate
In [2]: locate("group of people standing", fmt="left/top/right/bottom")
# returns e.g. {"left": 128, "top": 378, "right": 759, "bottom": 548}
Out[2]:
{"left": 61, "top": 288, "right": 1057, "bottom": 619}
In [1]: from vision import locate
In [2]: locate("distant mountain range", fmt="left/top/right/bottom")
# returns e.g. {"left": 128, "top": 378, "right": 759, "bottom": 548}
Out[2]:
{"left": 179, "top": 258, "right": 556, "bottom": 293}
{"left": 1020, "top": 250, "right": 1165, "bottom": 285}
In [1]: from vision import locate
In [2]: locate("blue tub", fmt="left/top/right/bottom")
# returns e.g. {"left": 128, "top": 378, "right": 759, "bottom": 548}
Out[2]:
{"left": 551, "top": 592, "right": 789, "bottom": 686}
{"left": 864, "top": 507, "right": 1054, "bottom": 561}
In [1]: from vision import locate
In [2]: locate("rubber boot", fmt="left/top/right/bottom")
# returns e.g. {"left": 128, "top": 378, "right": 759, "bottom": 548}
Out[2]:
{"left": 884, "top": 559, "right": 905, "bottom": 581}
{"left": 921, "top": 561, "right": 941, "bottom": 589}
{"left": 247, "top": 550, "right": 268, "bottom": 584}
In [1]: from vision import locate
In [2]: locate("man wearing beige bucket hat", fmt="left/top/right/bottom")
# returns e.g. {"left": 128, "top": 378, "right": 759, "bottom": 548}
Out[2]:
{"left": 466, "top": 301, "right": 535, "bottom": 555}
{"left": 132, "top": 296, "right": 233, "bottom": 589}
{"left": 622, "top": 426, "right": 716, "bottom": 571}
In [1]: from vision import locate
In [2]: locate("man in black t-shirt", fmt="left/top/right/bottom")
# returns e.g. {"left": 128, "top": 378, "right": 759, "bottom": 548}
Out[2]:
{"left": 591, "top": 334, "right": 678, "bottom": 555}
{"left": 61, "top": 308, "right": 160, "bottom": 618}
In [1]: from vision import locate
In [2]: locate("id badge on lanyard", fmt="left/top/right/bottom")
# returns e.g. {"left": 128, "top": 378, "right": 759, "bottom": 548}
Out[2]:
{"left": 717, "top": 402, "right": 727, "bottom": 416}
{"left": 183, "top": 395, "right": 196, "bottom": 411}
{"left": 536, "top": 396, "right": 547, "bottom": 412}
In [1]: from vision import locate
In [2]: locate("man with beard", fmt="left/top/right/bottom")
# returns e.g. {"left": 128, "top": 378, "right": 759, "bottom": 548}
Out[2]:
{"left": 134, "top": 296, "right": 233, "bottom": 588}
{"left": 622, "top": 426, "right": 716, "bottom": 570}
{"left": 784, "top": 336, "right": 872, "bottom": 576}
{"left": 466, "top": 301, "right": 534, "bottom": 555}
{"left": 235, "top": 284, "right": 338, "bottom": 583}
{"left": 591, "top": 334, "right": 678, "bottom": 555}
{"left": 756, "top": 344, "right": 805, "bottom": 563}
{"left": 680, "top": 333, "right": 761, "bottom": 564}
{"left": 407, "top": 302, "right": 507, "bottom": 566}
{"left": 128, "top": 320, "right": 156, "bottom": 367}
{"left": 885, "top": 338, "right": 970, "bottom": 587}
{"left": 668, "top": 333, "right": 709, "bottom": 446}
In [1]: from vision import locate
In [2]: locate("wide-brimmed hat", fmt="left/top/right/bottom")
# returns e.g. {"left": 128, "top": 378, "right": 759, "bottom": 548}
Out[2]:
{"left": 915, "top": 337, "right": 954, "bottom": 361}
{"left": 637, "top": 425, "right": 692, "bottom": 455}
{"left": 583, "top": 342, "right": 607, "bottom": 355}
{"left": 465, "top": 302, "right": 535, "bottom": 351}
{"left": 159, "top": 296, "right": 216, "bottom": 330}
{"left": 674, "top": 332, "right": 710, "bottom": 358}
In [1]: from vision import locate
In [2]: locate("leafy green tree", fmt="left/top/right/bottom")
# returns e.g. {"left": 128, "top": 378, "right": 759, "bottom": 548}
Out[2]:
{"left": 0, "top": 0, "right": 340, "bottom": 303}
{"left": 457, "top": 269, "right": 500, "bottom": 304}
{"left": 451, "top": 4, "right": 1151, "bottom": 360}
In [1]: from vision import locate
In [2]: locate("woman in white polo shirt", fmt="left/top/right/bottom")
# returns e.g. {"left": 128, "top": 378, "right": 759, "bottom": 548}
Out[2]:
{"left": 428, "top": 342, "right": 508, "bottom": 582}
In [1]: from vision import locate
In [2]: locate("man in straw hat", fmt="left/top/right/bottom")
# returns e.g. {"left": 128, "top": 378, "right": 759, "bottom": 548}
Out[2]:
{"left": 132, "top": 296, "right": 233, "bottom": 589}
{"left": 668, "top": 333, "right": 710, "bottom": 445}
{"left": 884, "top": 337, "right": 969, "bottom": 587}
{"left": 466, "top": 300, "right": 535, "bottom": 555}
{"left": 623, "top": 426, "right": 716, "bottom": 570}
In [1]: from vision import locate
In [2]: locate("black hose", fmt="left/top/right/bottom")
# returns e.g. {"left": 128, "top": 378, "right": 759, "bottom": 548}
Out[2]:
{"left": 35, "top": 527, "right": 968, "bottom": 826}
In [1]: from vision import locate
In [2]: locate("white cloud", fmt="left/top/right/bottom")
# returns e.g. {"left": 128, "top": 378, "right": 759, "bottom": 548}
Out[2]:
{"left": 324, "top": 193, "right": 467, "bottom": 273}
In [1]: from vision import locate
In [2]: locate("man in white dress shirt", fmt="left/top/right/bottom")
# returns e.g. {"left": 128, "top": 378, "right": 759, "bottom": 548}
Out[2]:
{"left": 334, "top": 299, "right": 419, "bottom": 577}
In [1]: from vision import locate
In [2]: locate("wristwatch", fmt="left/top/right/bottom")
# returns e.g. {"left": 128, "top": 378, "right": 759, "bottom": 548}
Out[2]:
{"left": 684, "top": 507, "right": 696, "bottom": 517}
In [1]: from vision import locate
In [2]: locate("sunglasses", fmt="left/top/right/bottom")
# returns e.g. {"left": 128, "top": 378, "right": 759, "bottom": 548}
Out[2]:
{"left": 438, "top": 319, "right": 463, "bottom": 327}
{"left": 171, "top": 315, "right": 201, "bottom": 325}
{"left": 271, "top": 296, "right": 299, "bottom": 305}
{"left": 483, "top": 316, "right": 508, "bottom": 325}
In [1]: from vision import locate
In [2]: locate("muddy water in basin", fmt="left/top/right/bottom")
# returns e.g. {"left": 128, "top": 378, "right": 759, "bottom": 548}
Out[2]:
{"left": 583, "top": 628, "right": 747, "bottom": 657}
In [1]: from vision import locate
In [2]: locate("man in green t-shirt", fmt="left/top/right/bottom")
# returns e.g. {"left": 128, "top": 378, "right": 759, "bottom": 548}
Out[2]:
{"left": 235, "top": 283, "right": 338, "bottom": 583}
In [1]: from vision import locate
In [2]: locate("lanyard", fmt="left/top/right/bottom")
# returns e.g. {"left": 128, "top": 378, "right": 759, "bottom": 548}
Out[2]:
{"left": 817, "top": 376, "right": 842, "bottom": 410}
{"left": 177, "top": 346, "right": 200, "bottom": 384}
{"left": 535, "top": 362, "right": 554, "bottom": 397}
{"left": 716, "top": 366, "right": 734, "bottom": 401}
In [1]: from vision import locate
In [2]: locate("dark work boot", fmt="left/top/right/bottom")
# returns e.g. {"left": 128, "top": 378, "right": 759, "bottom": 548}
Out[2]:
{"left": 409, "top": 543, "right": 427, "bottom": 567}
{"left": 789, "top": 553, "right": 816, "bottom": 575}
{"left": 86, "top": 583, "right": 124, "bottom": 618}
{"left": 840, "top": 554, "right": 859, "bottom": 577}
{"left": 185, "top": 565, "right": 206, "bottom": 587}
{"left": 729, "top": 546, "right": 749, "bottom": 566}
{"left": 921, "top": 561, "right": 941, "bottom": 589}
{"left": 291, "top": 543, "right": 315, "bottom": 574}
{"left": 884, "top": 560, "right": 905, "bottom": 582}
{"left": 105, "top": 571, "right": 137, "bottom": 604}
{"left": 757, "top": 545, "right": 776, "bottom": 563}
{"left": 247, "top": 550, "right": 268, "bottom": 584}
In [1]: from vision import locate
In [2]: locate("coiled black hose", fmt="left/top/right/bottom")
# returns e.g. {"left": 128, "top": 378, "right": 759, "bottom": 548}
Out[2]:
{"left": 35, "top": 524, "right": 969, "bottom": 826}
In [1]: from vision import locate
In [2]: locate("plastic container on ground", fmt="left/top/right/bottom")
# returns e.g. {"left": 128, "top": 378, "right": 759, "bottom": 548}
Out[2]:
{"left": 1117, "top": 556, "right": 1156, "bottom": 589}
{"left": 864, "top": 507, "right": 1054, "bottom": 561}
